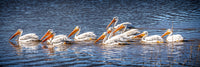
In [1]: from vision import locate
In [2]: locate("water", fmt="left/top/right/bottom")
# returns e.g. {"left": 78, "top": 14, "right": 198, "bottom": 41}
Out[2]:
{"left": 0, "top": 0, "right": 200, "bottom": 66}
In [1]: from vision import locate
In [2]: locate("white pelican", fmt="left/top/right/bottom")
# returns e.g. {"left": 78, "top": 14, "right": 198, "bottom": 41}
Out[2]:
{"left": 161, "top": 29, "right": 183, "bottom": 42}
{"left": 95, "top": 25, "right": 140, "bottom": 45}
{"left": 42, "top": 33, "right": 73, "bottom": 46}
{"left": 95, "top": 32, "right": 130, "bottom": 45}
{"left": 68, "top": 26, "right": 96, "bottom": 41}
{"left": 134, "top": 31, "right": 164, "bottom": 43}
{"left": 9, "top": 29, "right": 39, "bottom": 42}
{"left": 95, "top": 25, "right": 121, "bottom": 44}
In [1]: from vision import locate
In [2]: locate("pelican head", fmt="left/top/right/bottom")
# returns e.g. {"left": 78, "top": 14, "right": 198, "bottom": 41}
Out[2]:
{"left": 94, "top": 32, "right": 107, "bottom": 43}
{"left": 9, "top": 29, "right": 23, "bottom": 40}
{"left": 106, "top": 16, "right": 119, "bottom": 29}
{"left": 42, "top": 33, "right": 55, "bottom": 42}
{"left": 134, "top": 31, "right": 148, "bottom": 38}
{"left": 40, "top": 29, "right": 53, "bottom": 40}
{"left": 161, "top": 29, "right": 172, "bottom": 38}
{"left": 68, "top": 26, "right": 80, "bottom": 38}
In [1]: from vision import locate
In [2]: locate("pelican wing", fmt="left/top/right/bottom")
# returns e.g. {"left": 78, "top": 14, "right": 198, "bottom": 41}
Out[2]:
{"left": 166, "top": 34, "right": 183, "bottom": 42}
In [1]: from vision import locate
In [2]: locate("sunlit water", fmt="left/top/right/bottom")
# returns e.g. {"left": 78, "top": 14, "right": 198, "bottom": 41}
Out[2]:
{"left": 0, "top": 0, "right": 200, "bottom": 66}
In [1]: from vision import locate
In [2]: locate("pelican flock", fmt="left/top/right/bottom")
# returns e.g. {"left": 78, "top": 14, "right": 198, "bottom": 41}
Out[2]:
{"left": 9, "top": 16, "right": 184, "bottom": 46}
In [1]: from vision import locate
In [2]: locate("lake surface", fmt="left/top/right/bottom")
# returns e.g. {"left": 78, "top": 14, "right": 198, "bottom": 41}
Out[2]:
{"left": 0, "top": 0, "right": 200, "bottom": 66}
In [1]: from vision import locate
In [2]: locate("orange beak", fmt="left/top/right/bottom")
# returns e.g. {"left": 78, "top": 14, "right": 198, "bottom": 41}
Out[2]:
{"left": 68, "top": 26, "right": 79, "bottom": 38}
{"left": 40, "top": 30, "right": 52, "bottom": 40}
{"left": 161, "top": 31, "right": 171, "bottom": 38}
{"left": 134, "top": 32, "right": 146, "bottom": 38}
{"left": 94, "top": 33, "right": 106, "bottom": 43}
{"left": 113, "top": 24, "right": 125, "bottom": 34}
{"left": 42, "top": 33, "right": 54, "bottom": 42}
{"left": 106, "top": 18, "right": 116, "bottom": 29}
{"left": 9, "top": 30, "right": 21, "bottom": 40}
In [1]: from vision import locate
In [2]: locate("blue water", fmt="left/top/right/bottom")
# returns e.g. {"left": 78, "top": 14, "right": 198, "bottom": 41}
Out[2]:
{"left": 0, "top": 0, "right": 200, "bottom": 66}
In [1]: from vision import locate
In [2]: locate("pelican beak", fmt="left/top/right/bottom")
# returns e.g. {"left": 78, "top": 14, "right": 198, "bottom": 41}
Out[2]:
{"left": 94, "top": 33, "right": 106, "bottom": 43}
{"left": 113, "top": 24, "right": 125, "bottom": 34}
{"left": 42, "top": 33, "right": 54, "bottom": 42}
{"left": 9, "top": 30, "right": 21, "bottom": 40}
{"left": 161, "top": 31, "right": 171, "bottom": 38}
{"left": 106, "top": 17, "right": 116, "bottom": 29}
{"left": 40, "top": 30, "right": 52, "bottom": 40}
{"left": 68, "top": 26, "right": 79, "bottom": 38}
{"left": 134, "top": 32, "right": 146, "bottom": 38}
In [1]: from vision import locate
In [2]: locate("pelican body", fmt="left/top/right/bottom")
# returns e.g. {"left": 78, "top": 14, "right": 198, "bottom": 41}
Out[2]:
{"left": 9, "top": 29, "right": 39, "bottom": 42}
{"left": 68, "top": 26, "right": 96, "bottom": 41}
{"left": 134, "top": 31, "right": 164, "bottom": 43}
{"left": 161, "top": 29, "right": 183, "bottom": 42}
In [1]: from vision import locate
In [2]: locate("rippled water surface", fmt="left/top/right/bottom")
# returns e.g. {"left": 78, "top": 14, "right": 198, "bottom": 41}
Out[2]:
{"left": 0, "top": 0, "right": 200, "bottom": 66}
